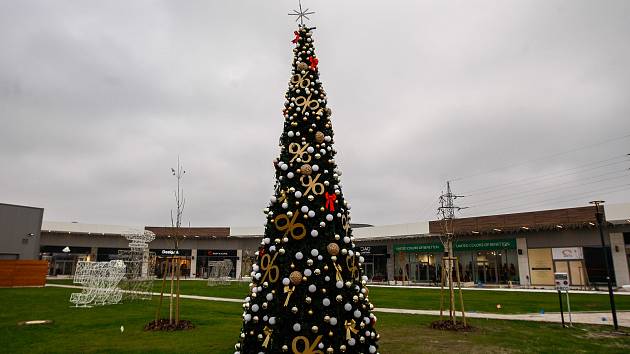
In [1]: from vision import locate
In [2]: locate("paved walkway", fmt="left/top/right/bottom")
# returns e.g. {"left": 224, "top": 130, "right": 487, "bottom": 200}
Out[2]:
{"left": 46, "top": 283, "right": 629, "bottom": 327}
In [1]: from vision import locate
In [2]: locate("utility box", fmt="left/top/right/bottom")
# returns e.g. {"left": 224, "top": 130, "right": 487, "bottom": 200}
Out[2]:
{"left": 554, "top": 272, "right": 570, "bottom": 291}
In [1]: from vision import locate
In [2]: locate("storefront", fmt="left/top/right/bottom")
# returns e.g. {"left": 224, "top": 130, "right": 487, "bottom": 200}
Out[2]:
{"left": 96, "top": 247, "right": 126, "bottom": 262}
{"left": 393, "top": 239, "right": 519, "bottom": 285}
{"left": 151, "top": 248, "right": 192, "bottom": 278}
{"left": 196, "top": 249, "right": 238, "bottom": 278}
{"left": 528, "top": 246, "right": 614, "bottom": 286}
{"left": 358, "top": 245, "right": 388, "bottom": 282}
{"left": 40, "top": 246, "right": 92, "bottom": 276}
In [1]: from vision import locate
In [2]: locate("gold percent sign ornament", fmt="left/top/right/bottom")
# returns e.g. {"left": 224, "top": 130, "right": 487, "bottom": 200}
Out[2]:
{"left": 346, "top": 254, "right": 359, "bottom": 279}
{"left": 300, "top": 173, "right": 324, "bottom": 196}
{"left": 291, "top": 73, "right": 311, "bottom": 88}
{"left": 289, "top": 143, "right": 311, "bottom": 163}
{"left": 291, "top": 335, "right": 324, "bottom": 354}
{"left": 295, "top": 94, "right": 320, "bottom": 112}
{"left": 260, "top": 253, "right": 279, "bottom": 283}
{"left": 274, "top": 211, "right": 306, "bottom": 240}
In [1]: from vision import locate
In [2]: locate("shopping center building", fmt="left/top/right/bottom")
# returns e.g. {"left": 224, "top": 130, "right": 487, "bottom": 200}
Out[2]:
{"left": 36, "top": 203, "right": 630, "bottom": 288}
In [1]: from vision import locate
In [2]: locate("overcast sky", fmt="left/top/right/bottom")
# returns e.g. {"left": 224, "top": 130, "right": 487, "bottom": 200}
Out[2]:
{"left": 1, "top": 0, "right": 629, "bottom": 227}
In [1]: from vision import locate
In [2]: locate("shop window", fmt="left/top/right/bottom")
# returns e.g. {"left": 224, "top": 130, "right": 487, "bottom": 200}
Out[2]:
{"left": 583, "top": 247, "right": 615, "bottom": 285}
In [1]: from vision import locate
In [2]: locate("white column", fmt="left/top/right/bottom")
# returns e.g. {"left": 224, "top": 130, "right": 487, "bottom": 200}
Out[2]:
{"left": 516, "top": 237, "right": 530, "bottom": 287}
{"left": 386, "top": 243, "right": 394, "bottom": 284}
{"left": 191, "top": 248, "right": 197, "bottom": 278}
{"left": 141, "top": 248, "right": 150, "bottom": 277}
{"left": 610, "top": 233, "right": 629, "bottom": 287}
{"left": 236, "top": 249, "right": 243, "bottom": 279}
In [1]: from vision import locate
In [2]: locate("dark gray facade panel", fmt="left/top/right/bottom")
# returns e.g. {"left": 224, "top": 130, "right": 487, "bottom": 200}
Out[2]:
{"left": 0, "top": 203, "right": 44, "bottom": 260}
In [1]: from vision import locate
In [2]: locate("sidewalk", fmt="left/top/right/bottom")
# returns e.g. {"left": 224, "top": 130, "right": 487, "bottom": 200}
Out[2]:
{"left": 47, "top": 283, "right": 629, "bottom": 328}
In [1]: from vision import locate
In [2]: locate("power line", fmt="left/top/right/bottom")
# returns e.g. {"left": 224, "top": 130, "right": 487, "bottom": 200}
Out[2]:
{"left": 462, "top": 154, "right": 628, "bottom": 195}
{"left": 470, "top": 183, "right": 630, "bottom": 216}
{"left": 450, "top": 132, "right": 630, "bottom": 182}
{"left": 467, "top": 169, "right": 629, "bottom": 207}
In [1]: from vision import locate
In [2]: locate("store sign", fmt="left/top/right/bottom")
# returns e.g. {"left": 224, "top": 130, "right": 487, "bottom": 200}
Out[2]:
{"left": 358, "top": 245, "right": 387, "bottom": 255}
{"left": 552, "top": 247, "right": 583, "bottom": 260}
{"left": 394, "top": 238, "right": 516, "bottom": 253}
{"left": 153, "top": 249, "right": 192, "bottom": 256}
{"left": 394, "top": 243, "right": 444, "bottom": 252}
{"left": 454, "top": 239, "right": 516, "bottom": 251}
{"left": 204, "top": 249, "right": 237, "bottom": 257}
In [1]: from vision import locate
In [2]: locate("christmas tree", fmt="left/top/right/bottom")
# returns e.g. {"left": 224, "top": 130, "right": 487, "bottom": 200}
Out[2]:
{"left": 233, "top": 22, "right": 380, "bottom": 354}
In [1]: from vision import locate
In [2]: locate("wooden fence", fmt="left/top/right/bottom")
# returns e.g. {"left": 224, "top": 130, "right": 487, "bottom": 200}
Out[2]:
{"left": 0, "top": 260, "right": 48, "bottom": 287}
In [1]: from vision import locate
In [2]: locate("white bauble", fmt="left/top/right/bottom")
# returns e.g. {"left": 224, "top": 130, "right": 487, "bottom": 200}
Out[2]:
{"left": 293, "top": 323, "right": 301, "bottom": 332}
{"left": 295, "top": 252, "right": 303, "bottom": 260}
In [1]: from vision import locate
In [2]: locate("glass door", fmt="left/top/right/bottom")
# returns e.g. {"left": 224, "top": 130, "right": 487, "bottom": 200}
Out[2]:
{"left": 363, "top": 262, "right": 374, "bottom": 281}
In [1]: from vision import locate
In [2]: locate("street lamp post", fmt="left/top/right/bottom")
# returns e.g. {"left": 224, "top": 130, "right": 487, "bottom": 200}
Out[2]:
{"left": 589, "top": 200, "right": 618, "bottom": 330}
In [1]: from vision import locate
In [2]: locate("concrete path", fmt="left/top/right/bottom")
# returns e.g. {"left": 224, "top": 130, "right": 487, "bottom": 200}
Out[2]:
{"left": 46, "top": 283, "right": 629, "bottom": 327}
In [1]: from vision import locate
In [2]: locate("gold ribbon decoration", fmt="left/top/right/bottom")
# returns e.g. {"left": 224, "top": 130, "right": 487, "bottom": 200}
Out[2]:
{"left": 284, "top": 285, "right": 295, "bottom": 306}
{"left": 291, "top": 335, "right": 324, "bottom": 354}
{"left": 277, "top": 189, "right": 288, "bottom": 204}
{"left": 262, "top": 325, "right": 273, "bottom": 348}
{"left": 275, "top": 211, "right": 306, "bottom": 240}
{"left": 260, "top": 253, "right": 279, "bottom": 283}
{"left": 341, "top": 213, "right": 351, "bottom": 236}
{"left": 332, "top": 260, "right": 343, "bottom": 282}
{"left": 346, "top": 255, "right": 359, "bottom": 279}
{"left": 344, "top": 319, "right": 359, "bottom": 340}
{"left": 289, "top": 143, "right": 311, "bottom": 163}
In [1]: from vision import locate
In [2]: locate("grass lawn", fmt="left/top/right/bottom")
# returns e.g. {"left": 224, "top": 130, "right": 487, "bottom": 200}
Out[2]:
{"left": 47, "top": 278, "right": 630, "bottom": 314}
{"left": 1, "top": 287, "right": 629, "bottom": 353}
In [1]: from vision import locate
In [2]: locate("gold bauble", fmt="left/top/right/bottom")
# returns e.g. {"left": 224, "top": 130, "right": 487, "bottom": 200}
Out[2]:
{"left": 300, "top": 164, "right": 313, "bottom": 175}
{"left": 290, "top": 271, "right": 303, "bottom": 285}
{"left": 327, "top": 243, "right": 340, "bottom": 256}
{"left": 315, "top": 131, "right": 325, "bottom": 143}
{"left": 297, "top": 62, "right": 308, "bottom": 71}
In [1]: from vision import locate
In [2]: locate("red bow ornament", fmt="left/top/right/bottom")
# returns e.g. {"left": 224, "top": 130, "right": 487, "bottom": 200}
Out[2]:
{"left": 309, "top": 56, "right": 318, "bottom": 71}
{"left": 292, "top": 31, "right": 300, "bottom": 44}
{"left": 325, "top": 192, "right": 337, "bottom": 211}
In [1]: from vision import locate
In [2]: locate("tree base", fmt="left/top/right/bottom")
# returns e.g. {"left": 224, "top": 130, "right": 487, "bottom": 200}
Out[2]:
{"left": 144, "top": 319, "right": 195, "bottom": 331}
{"left": 430, "top": 319, "right": 473, "bottom": 331}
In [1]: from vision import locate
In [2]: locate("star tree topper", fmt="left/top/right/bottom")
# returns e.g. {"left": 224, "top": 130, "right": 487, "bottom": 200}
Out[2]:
{"left": 288, "top": 0, "right": 315, "bottom": 25}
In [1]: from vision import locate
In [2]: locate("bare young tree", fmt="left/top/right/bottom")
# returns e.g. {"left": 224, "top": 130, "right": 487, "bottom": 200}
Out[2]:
{"left": 154, "top": 157, "right": 186, "bottom": 327}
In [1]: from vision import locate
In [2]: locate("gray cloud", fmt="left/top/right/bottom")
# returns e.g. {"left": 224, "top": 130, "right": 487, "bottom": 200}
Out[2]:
{"left": 1, "top": 0, "right": 629, "bottom": 226}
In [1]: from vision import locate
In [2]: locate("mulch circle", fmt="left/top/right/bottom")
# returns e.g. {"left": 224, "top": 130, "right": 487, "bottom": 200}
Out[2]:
{"left": 430, "top": 319, "right": 473, "bottom": 331}
{"left": 144, "top": 319, "right": 195, "bottom": 331}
